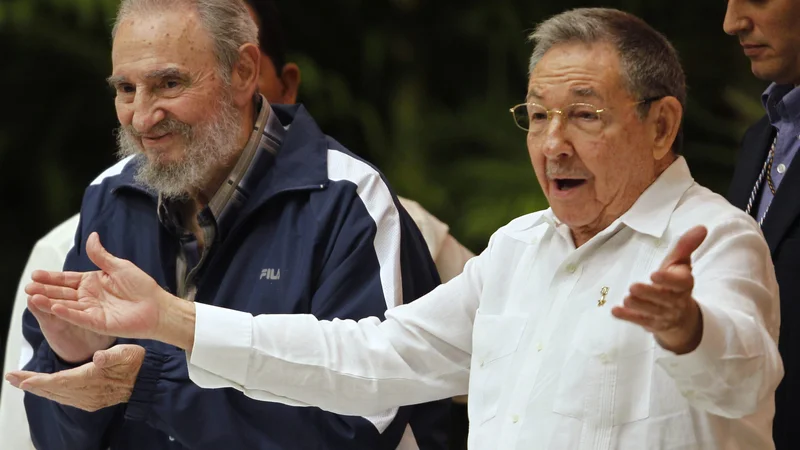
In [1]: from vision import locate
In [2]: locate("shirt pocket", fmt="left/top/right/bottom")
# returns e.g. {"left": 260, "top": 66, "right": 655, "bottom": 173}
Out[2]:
{"left": 469, "top": 310, "right": 528, "bottom": 426}
{"left": 552, "top": 302, "right": 655, "bottom": 426}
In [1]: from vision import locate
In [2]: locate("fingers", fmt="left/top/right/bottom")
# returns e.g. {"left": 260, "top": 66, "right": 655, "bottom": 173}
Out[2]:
{"left": 29, "top": 294, "right": 90, "bottom": 315}
{"left": 650, "top": 266, "right": 693, "bottom": 292}
{"left": 93, "top": 345, "right": 144, "bottom": 369}
{"left": 8, "top": 365, "right": 97, "bottom": 410}
{"left": 48, "top": 299, "right": 93, "bottom": 311}
{"left": 25, "top": 282, "right": 79, "bottom": 301}
{"left": 50, "top": 304, "right": 102, "bottom": 333}
{"left": 5, "top": 371, "right": 39, "bottom": 388}
{"left": 93, "top": 345, "right": 127, "bottom": 368}
{"left": 611, "top": 305, "right": 656, "bottom": 331}
{"left": 27, "top": 296, "right": 51, "bottom": 317}
{"left": 86, "top": 233, "right": 124, "bottom": 274}
{"left": 28, "top": 295, "right": 57, "bottom": 315}
{"left": 20, "top": 385, "right": 76, "bottom": 408}
{"left": 628, "top": 283, "right": 680, "bottom": 307}
{"left": 622, "top": 294, "right": 665, "bottom": 316}
{"left": 660, "top": 225, "right": 708, "bottom": 269}
{"left": 30, "top": 271, "right": 83, "bottom": 289}
{"left": 11, "top": 362, "right": 92, "bottom": 391}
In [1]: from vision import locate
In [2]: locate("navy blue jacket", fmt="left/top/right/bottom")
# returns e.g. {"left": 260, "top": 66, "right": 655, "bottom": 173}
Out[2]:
{"left": 22, "top": 104, "right": 450, "bottom": 450}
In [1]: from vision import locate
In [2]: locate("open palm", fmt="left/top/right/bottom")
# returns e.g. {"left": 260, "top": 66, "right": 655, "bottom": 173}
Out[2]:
{"left": 28, "top": 232, "right": 168, "bottom": 339}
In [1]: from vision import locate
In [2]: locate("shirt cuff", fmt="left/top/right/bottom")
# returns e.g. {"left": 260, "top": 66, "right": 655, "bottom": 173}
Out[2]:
{"left": 125, "top": 347, "right": 168, "bottom": 422}
{"left": 656, "top": 301, "right": 727, "bottom": 378}
{"left": 188, "top": 303, "right": 253, "bottom": 387}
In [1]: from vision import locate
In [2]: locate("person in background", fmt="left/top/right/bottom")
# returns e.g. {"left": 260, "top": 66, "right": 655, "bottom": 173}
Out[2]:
{"left": 0, "top": 217, "right": 78, "bottom": 450}
{"left": 2, "top": 0, "right": 453, "bottom": 448}
{"left": 11, "top": 7, "right": 784, "bottom": 450}
{"left": 724, "top": 1, "right": 800, "bottom": 448}
{"left": 0, "top": 0, "right": 473, "bottom": 448}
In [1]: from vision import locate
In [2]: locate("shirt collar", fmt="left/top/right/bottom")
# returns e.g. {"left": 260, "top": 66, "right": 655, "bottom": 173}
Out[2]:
{"left": 532, "top": 209, "right": 557, "bottom": 228}
{"left": 761, "top": 83, "right": 800, "bottom": 125}
{"left": 616, "top": 156, "right": 694, "bottom": 238}
{"left": 532, "top": 156, "right": 694, "bottom": 240}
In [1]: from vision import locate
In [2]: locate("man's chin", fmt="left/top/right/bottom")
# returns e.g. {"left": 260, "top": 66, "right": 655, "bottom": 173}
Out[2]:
{"left": 142, "top": 147, "right": 184, "bottom": 166}
{"left": 750, "top": 60, "right": 792, "bottom": 84}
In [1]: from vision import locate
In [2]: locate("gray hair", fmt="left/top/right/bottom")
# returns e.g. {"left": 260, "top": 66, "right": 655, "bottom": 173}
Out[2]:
{"left": 528, "top": 8, "right": 686, "bottom": 152}
{"left": 112, "top": 0, "right": 258, "bottom": 84}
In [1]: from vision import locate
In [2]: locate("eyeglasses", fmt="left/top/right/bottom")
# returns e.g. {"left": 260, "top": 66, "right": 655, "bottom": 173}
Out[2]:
{"left": 509, "top": 97, "right": 664, "bottom": 135}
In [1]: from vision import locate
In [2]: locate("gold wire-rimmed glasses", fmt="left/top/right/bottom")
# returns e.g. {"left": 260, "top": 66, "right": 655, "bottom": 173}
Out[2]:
{"left": 509, "top": 97, "right": 664, "bottom": 135}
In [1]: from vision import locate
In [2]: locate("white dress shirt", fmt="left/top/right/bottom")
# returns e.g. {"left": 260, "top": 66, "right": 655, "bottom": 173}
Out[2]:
{"left": 1, "top": 214, "right": 80, "bottom": 450}
{"left": 188, "top": 157, "right": 782, "bottom": 450}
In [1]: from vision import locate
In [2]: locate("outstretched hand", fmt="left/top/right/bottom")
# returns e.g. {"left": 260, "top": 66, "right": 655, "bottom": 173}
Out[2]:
{"left": 6, "top": 344, "right": 145, "bottom": 412}
{"left": 26, "top": 232, "right": 171, "bottom": 340}
{"left": 612, "top": 225, "right": 708, "bottom": 354}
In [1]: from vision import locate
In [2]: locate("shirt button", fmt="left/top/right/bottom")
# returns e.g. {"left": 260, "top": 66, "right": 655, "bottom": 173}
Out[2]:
{"left": 511, "top": 414, "right": 519, "bottom": 423}
{"left": 682, "top": 390, "right": 695, "bottom": 399}
{"left": 598, "top": 353, "right": 610, "bottom": 363}
{"left": 480, "top": 360, "right": 485, "bottom": 368}
{"left": 777, "top": 163, "right": 786, "bottom": 174}
{"left": 565, "top": 263, "right": 577, "bottom": 274}
{"left": 536, "top": 342, "right": 543, "bottom": 352}
{"left": 168, "top": 436, "right": 176, "bottom": 442}
{"left": 654, "top": 239, "right": 663, "bottom": 248}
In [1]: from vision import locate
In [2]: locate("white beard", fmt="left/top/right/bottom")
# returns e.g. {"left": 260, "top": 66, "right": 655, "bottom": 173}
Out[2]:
{"left": 116, "top": 94, "right": 242, "bottom": 200}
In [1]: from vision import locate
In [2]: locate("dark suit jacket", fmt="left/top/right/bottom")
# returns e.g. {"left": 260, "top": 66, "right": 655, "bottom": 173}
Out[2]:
{"left": 728, "top": 115, "right": 800, "bottom": 450}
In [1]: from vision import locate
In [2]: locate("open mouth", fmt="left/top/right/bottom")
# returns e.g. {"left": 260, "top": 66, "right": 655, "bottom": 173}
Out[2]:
{"left": 554, "top": 179, "right": 587, "bottom": 191}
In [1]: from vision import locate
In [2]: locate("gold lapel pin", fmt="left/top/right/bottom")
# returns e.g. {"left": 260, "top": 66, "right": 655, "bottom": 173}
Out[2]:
{"left": 598, "top": 286, "right": 609, "bottom": 307}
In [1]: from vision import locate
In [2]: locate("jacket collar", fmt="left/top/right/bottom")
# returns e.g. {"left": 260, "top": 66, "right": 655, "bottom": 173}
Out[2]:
{"left": 111, "top": 103, "right": 331, "bottom": 209}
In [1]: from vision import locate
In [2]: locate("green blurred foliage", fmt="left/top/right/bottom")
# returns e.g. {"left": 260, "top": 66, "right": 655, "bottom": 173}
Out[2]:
{"left": 0, "top": 0, "right": 770, "bottom": 355}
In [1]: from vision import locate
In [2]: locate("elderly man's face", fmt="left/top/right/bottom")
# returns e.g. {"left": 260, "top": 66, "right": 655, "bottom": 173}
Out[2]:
{"left": 527, "top": 42, "right": 661, "bottom": 241}
{"left": 724, "top": 0, "right": 800, "bottom": 85}
{"left": 110, "top": 8, "right": 241, "bottom": 198}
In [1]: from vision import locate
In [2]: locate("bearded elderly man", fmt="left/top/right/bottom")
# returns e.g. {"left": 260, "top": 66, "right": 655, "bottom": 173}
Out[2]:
{"left": 5, "top": 0, "right": 452, "bottom": 449}
{"left": 10, "top": 7, "right": 784, "bottom": 450}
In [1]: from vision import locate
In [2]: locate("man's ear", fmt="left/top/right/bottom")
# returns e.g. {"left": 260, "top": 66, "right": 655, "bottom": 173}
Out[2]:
{"left": 650, "top": 96, "right": 682, "bottom": 160}
{"left": 231, "top": 43, "right": 261, "bottom": 108}
{"left": 278, "top": 62, "right": 301, "bottom": 104}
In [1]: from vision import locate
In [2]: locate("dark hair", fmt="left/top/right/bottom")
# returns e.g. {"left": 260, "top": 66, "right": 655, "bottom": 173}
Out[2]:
{"left": 244, "top": 0, "right": 288, "bottom": 72}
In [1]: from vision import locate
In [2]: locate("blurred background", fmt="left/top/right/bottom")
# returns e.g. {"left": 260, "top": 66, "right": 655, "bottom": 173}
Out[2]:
{"left": 0, "top": 0, "right": 766, "bottom": 416}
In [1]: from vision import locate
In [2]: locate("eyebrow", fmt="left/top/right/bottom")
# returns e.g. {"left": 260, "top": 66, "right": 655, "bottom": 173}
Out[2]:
{"left": 526, "top": 90, "right": 543, "bottom": 102}
{"left": 106, "top": 68, "right": 190, "bottom": 88}
{"left": 526, "top": 86, "right": 605, "bottom": 103}
{"left": 106, "top": 75, "right": 127, "bottom": 89}
{"left": 570, "top": 86, "right": 604, "bottom": 102}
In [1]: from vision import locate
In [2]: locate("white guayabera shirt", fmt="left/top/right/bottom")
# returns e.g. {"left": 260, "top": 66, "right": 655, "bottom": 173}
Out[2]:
{"left": 187, "top": 157, "right": 782, "bottom": 450}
